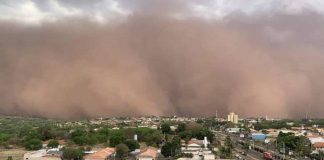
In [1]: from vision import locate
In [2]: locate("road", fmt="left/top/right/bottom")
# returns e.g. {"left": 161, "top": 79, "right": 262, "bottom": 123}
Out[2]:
{"left": 214, "top": 131, "right": 264, "bottom": 160}
{"left": 213, "top": 131, "right": 297, "bottom": 160}
{"left": 234, "top": 147, "right": 261, "bottom": 160}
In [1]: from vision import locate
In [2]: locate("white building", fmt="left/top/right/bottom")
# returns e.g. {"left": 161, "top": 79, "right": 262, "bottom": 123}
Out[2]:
{"left": 227, "top": 112, "right": 238, "bottom": 124}
{"left": 23, "top": 149, "right": 62, "bottom": 160}
{"left": 307, "top": 135, "right": 324, "bottom": 144}
{"left": 181, "top": 138, "right": 214, "bottom": 160}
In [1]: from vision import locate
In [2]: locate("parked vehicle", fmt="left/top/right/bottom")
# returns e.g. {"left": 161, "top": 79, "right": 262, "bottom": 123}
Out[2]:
{"left": 263, "top": 151, "right": 272, "bottom": 160}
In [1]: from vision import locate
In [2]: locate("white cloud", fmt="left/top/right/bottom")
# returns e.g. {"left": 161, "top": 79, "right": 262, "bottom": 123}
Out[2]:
{"left": 0, "top": 0, "right": 324, "bottom": 25}
{"left": 0, "top": 1, "right": 44, "bottom": 24}
{"left": 280, "top": 0, "right": 324, "bottom": 15}
{"left": 187, "top": 0, "right": 324, "bottom": 20}
{"left": 0, "top": 0, "right": 131, "bottom": 25}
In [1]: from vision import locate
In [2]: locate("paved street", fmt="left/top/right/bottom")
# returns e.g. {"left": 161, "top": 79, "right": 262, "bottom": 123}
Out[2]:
{"left": 214, "top": 131, "right": 298, "bottom": 160}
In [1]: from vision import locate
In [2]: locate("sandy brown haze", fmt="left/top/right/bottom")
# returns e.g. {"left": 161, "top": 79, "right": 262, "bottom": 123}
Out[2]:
{"left": 1, "top": 1, "right": 324, "bottom": 119}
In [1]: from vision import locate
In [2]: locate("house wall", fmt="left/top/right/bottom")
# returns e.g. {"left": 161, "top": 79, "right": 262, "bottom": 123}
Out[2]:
{"left": 138, "top": 157, "right": 155, "bottom": 160}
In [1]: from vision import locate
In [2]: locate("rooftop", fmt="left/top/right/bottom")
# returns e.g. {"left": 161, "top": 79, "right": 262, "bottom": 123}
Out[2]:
{"left": 83, "top": 147, "right": 115, "bottom": 159}
{"left": 137, "top": 147, "right": 159, "bottom": 158}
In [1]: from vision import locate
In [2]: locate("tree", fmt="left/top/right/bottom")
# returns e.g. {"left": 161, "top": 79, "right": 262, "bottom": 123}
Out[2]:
{"left": 0, "top": 133, "right": 10, "bottom": 144}
{"left": 161, "top": 142, "right": 175, "bottom": 157}
{"left": 24, "top": 138, "right": 42, "bottom": 150}
{"left": 86, "top": 135, "right": 97, "bottom": 146}
{"left": 109, "top": 131, "right": 126, "bottom": 147}
{"left": 135, "top": 128, "right": 162, "bottom": 146}
{"left": 161, "top": 139, "right": 181, "bottom": 158}
{"left": 38, "top": 126, "right": 54, "bottom": 140}
{"left": 72, "top": 136, "right": 87, "bottom": 146}
{"left": 71, "top": 129, "right": 86, "bottom": 139}
{"left": 62, "top": 147, "right": 83, "bottom": 160}
{"left": 177, "top": 123, "right": 186, "bottom": 132}
{"left": 115, "top": 143, "right": 129, "bottom": 159}
{"left": 47, "top": 139, "right": 59, "bottom": 148}
{"left": 276, "top": 131, "right": 310, "bottom": 156}
{"left": 124, "top": 139, "right": 139, "bottom": 151}
{"left": 96, "top": 128, "right": 110, "bottom": 143}
{"left": 161, "top": 123, "right": 171, "bottom": 134}
{"left": 219, "top": 135, "right": 234, "bottom": 158}
{"left": 225, "top": 135, "right": 234, "bottom": 150}
{"left": 186, "top": 122, "right": 203, "bottom": 132}
{"left": 25, "top": 130, "right": 42, "bottom": 140}
{"left": 178, "top": 131, "right": 192, "bottom": 143}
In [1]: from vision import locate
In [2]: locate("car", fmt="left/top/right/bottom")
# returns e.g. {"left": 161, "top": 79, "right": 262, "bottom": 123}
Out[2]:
{"left": 241, "top": 151, "right": 247, "bottom": 155}
{"left": 235, "top": 154, "right": 242, "bottom": 159}
{"left": 263, "top": 151, "right": 273, "bottom": 160}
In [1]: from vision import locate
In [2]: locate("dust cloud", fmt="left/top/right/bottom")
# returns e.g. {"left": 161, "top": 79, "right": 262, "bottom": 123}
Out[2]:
{"left": 0, "top": 1, "right": 324, "bottom": 119}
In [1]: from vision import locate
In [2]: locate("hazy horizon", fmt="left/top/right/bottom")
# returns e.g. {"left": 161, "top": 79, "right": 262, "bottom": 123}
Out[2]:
{"left": 1, "top": 0, "right": 324, "bottom": 119}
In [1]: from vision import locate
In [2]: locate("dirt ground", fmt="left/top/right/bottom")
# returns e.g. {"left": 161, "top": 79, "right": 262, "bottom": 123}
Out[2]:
{"left": 0, "top": 148, "right": 27, "bottom": 160}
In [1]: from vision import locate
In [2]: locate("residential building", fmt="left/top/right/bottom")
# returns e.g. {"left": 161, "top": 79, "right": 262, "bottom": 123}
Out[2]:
{"left": 136, "top": 147, "right": 159, "bottom": 160}
{"left": 181, "top": 138, "right": 214, "bottom": 160}
{"left": 227, "top": 112, "right": 238, "bottom": 124}
{"left": 23, "top": 149, "right": 62, "bottom": 160}
{"left": 83, "top": 147, "right": 115, "bottom": 160}
{"left": 307, "top": 135, "right": 324, "bottom": 144}
{"left": 313, "top": 142, "right": 324, "bottom": 151}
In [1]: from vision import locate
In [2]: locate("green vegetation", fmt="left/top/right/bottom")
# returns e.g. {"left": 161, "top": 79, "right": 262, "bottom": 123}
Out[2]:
{"left": 62, "top": 147, "right": 83, "bottom": 160}
{"left": 115, "top": 143, "right": 129, "bottom": 159}
{"left": 277, "top": 132, "right": 311, "bottom": 157}
{"left": 219, "top": 135, "right": 234, "bottom": 158}
{"left": 254, "top": 121, "right": 291, "bottom": 130}
{"left": 163, "top": 136, "right": 181, "bottom": 157}
{"left": 0, "top": 116, "right": 165, "bottom": 150}
{"left": 177, "top": 122, "right": 214, "bottom": 143}
{"left": 23, "top": 139, "right": 42, "bottom": 150}
{"left": 124, "top": 139, "right": 139, "bottom": 151}
{"left": 109, "top": 131, "right": 126, "bottom": 147}
{"left": 47, "top": 139, "right": 59, "bottom": 148}
{"left": 310, "top": 151, "right": 324, "bottom": 160}
{"left": 161, "top": 122, "right": 171, "bottom": 134}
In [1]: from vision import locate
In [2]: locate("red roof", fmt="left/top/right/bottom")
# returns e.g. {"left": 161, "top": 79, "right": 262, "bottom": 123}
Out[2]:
{"left": 187, "top": 139, "right": 203, "bottom": 145}
{"left": 314, "top": 142, "right": 324, "bottom": 148}
{"left": 138, "top": 147, "right": 158, "bottom": 158}
{"left": 84, "top": 147, "right": 115, "bottom": 160}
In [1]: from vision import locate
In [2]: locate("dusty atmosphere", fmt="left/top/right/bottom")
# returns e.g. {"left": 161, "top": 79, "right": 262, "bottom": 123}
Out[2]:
{"left": 1, "top": 0, "right": 324, "bottom": 119}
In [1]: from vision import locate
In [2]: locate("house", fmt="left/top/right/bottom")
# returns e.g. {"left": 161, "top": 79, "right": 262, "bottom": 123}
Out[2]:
{"left": 307, "top": 135, "right": 324, "bottom": 144}
{"left": 84, "top": 147, "right": 115, "bottom": 160}
{"left": 136, "top": 147, "right": 159, "bottom": 160}
{"left": 180, "top": 138, "right": 214, "bottom": 160}
{"left": 226, "top": 128, "right": 241, "bottom": 133}
{"left": 24, "top": 149, "right": 47, "bottom": 160}
{"left": 313, "top": 142, "right": 324, "bottom": 151}
{"left": 250, "top": 133, "right": 266, "bottom": 141}
{"left": 23, "top": 149, "right": 62, "bottom": 160}
{"left": 181, "top": 138, "right": 204, "bottom": 152}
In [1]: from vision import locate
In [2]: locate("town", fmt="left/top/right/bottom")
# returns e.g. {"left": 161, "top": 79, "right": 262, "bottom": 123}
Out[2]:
{"left": 0, "top": 113, "right": 324, "bottom": 160}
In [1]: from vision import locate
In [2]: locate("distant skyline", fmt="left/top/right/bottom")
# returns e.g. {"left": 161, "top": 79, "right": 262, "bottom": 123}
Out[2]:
{"left": 1, "top": 0, "right": 324, "bottom": 119}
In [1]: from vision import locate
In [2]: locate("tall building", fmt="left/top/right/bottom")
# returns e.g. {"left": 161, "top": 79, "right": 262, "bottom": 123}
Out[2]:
{"left": 227, "top": 112, "right": 238, "bottom": 124}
